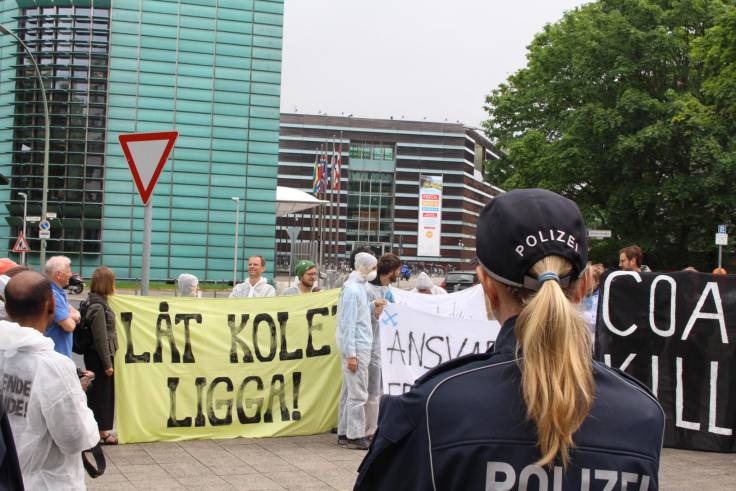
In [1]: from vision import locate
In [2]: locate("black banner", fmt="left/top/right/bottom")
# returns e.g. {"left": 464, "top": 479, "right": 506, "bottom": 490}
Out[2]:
{"left": 595, "top": 271, "right": 736, "bottom": 452}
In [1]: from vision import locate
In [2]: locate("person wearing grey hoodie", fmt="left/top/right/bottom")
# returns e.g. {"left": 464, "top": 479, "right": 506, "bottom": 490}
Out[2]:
{"left": 0, "top": 272, "right": 98, "bottom": 490}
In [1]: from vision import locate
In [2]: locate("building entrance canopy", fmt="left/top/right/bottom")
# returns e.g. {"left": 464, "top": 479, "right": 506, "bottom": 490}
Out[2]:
{"left": 276, "top": 186, "right": 328, "bottom": 217}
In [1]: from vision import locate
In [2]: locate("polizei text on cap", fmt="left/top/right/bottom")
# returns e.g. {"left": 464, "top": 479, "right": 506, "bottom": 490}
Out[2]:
{"left": 515, "top": 229, "right": 579, "bottom": 257}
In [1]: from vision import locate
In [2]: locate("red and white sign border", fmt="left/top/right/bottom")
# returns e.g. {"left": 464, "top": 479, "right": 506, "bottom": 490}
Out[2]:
{"left": 118, "top": 131, "right": 178, "bottom": 205}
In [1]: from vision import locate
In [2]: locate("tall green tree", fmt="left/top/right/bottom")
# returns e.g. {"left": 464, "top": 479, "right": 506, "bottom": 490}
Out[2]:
{"left": 484, "top": 0, "right": 736, "bottom": 270}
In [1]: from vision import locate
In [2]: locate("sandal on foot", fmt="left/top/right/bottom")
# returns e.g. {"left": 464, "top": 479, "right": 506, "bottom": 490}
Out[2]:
{"left": 100, "top": 433, "right": 118, "bottom": 445}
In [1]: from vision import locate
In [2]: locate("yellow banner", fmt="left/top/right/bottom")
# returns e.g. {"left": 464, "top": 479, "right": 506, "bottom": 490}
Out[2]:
{"left": 108, "top": 290, "right": 340, "bottom": 443}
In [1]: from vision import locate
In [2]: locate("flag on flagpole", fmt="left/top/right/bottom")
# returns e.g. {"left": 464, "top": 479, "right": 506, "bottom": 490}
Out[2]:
{"left": 334, "top": 138, "right": 342, "bottom": 191}
{"left": 330, "top": 138, "right": 337, "bottom": 191}
{"left": 320, "top": 147, "right": 329, "bottom": 190}
{"left": 312, "top": 147, "right": 322, "bottom": 194}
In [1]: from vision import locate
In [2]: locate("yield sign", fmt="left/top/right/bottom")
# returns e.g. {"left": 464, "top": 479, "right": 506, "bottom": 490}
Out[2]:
{"left": 12, "top": 231, "right": 31, "bottom": 253}
{"left": 119, "top": 131, "right": 178, "bottom": 204}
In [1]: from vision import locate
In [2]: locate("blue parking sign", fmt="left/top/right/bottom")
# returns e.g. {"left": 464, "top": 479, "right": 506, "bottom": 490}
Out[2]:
{"left": 718, "top": 224, "right": 727, "bottom": 234}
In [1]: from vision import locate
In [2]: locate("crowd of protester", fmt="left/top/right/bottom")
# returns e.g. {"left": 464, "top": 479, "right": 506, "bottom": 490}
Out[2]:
{"left": 0, "top": 258, "right": 103, "bottom": 489}
{"left": 0, "top": 230, "right": 730, "bottom": 488}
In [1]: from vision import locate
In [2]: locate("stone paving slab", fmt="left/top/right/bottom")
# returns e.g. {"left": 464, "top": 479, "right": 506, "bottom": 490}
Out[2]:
{"left": 86, "top": 434, "right": 736, "bottom": 490}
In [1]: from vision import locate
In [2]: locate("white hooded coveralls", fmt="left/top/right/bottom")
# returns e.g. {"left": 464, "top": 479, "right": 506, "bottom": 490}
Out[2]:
{"left": 336, "top": 253, "right": 377, "bottom": 439}
{"left": 0, "top": 320, "right": 99, "bottom": 490}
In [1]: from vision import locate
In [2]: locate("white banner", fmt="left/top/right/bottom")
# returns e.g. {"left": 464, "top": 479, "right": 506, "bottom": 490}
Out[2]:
{"left": 379, "top": 303, "right": 501, "bottom": 395}
{"left": 390, "top": 284, "right": 489, "bottom": 320}
{"left": 417, "top": 175, "right": 443, "bottom": 256}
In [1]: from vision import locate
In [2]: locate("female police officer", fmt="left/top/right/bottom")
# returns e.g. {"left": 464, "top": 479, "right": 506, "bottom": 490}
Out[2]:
{"left": 355, "top": 189, "right": 664, "bottom": 490}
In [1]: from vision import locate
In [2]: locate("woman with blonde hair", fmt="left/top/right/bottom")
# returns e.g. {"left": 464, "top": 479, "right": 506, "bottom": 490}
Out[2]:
{"left": 356, "top": 189, "right": 664, "bottom": 490}
{"left": 83, "top": 266, "right": 119, "bottom": 444}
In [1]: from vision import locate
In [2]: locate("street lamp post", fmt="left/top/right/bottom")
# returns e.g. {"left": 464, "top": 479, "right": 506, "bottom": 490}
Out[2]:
{"left": 231, "top": 197, "right": 240, "bottom": 287}
{"left": 18, "top": 192, "right": 27, "bottom": 265}
{"left": 0, "top": 24, "right": 50, "bottom": 268}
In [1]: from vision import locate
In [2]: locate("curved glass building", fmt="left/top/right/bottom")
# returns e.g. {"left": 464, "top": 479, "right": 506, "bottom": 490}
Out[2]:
{"left": 0, "top": 0, "right": 283, "bottom": 281}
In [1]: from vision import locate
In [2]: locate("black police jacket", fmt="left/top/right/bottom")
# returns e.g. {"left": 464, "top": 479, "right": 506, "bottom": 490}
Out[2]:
{"left": 0, "top": 407, "right": 24, "bottom": 490}
{"left": 355, "top": 316, "right": 665, "bottom": 490}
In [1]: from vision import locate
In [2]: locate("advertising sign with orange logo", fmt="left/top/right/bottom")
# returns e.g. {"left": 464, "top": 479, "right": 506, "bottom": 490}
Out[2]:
{"left": 417, "top": 175, "right": 443, "bottom": 256}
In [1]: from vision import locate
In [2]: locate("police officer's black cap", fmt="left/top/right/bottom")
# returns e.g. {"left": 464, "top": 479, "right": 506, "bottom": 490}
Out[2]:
{"left": 475, "top": 188, "right": 588, "bottom": 288}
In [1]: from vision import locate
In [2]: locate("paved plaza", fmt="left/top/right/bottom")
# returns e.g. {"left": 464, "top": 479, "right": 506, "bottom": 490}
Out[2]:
{"left": 85, "top": 434, "right": 735, "bottom": 490}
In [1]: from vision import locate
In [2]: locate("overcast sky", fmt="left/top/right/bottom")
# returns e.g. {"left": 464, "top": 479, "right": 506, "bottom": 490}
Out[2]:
{"left": 280, "top": 0, "right": 588, "bottom": 128}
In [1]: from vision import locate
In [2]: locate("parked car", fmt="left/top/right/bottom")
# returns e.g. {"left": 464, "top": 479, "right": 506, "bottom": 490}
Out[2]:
{"left": 441, "top": 270, "right": 478, "bottom": 292}
{"left": 65, "top": 273, "right": 85, "bottom": 294}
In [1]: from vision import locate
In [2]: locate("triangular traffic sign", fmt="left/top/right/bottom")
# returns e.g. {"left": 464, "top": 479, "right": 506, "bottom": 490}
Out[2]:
{"left": 12, "top": 231, "right": 31, "bottom": 253}
{"left": 119, "top": 131, "right": 178, "bottom": 204}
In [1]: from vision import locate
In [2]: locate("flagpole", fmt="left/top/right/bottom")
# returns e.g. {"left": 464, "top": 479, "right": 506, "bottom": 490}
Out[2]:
{"left": 337, "top": 131, "right": 343, "bottom": 267}
{"left": 320, "top": 144, "right": 326, "bottom": 267}
{"left": 311, "top": 146, "right": 318, "bottom": 267}
{"left": 322, "top": 143, "right": 332, "bottom": 268}
{"left": 326, "top": 140, "right": 331, "bottom": 268}
{"left": 319, "top": 144, "right": 325, "bottom": 268}
{"left": 319, "top": 203, "right": 324, "bottom": 268}
{"left": 310, "top": 201, "right": 316, "bottom": 262}
{"left": 329, "top": 135, "right": 336, "bottom": 267}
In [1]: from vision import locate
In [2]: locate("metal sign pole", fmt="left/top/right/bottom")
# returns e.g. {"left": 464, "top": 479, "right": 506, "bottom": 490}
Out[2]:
{"left": 118, "top": 131, "right": 178, "bottom": 296}
{"left": 142, "top": 201, "right": 152, "bottom": 295}
{"left": 716, "top": 225, "right": 728, "bottom": 270}
{"left": 19, "top": 192, "right": 27, "bottom": 265}
{"left": 232, "top": 197, "right": 240, "bottom": 287}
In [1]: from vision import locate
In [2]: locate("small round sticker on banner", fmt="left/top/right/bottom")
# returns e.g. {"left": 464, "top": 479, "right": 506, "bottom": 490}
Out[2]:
{"left": 426, "top": 231, "right": 433, "bottom": 238}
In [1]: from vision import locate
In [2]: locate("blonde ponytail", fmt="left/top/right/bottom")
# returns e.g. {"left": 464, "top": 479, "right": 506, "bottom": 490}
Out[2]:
{"left": 514, "top": 255, "right": 594, "bottom": 468}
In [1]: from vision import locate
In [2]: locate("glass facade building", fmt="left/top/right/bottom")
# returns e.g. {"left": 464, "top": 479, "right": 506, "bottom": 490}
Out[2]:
{"left": 276, "top": 113, "right": 504, "bottom": 272}
{"left": 0, "top": 0, "right": 284, "bottom": 280}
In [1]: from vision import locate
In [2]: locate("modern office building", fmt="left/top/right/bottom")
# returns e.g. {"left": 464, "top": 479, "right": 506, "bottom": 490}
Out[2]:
{"left": 0, "top": 0, "right": 283, "bottom": 280}
{"left": 276, "top": 113, "right": 504, "bottom": 272}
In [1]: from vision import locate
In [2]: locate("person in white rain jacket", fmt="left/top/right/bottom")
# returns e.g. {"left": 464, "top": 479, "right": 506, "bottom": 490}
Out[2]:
{"left": 411, "top": 271, "right": 447, "bottom": 295}
{"left": 176, "top": 273, "right": 200, "bottom": 297}
{"left": 229, "top": 256, "right": 275, "bottom": 298}
{"left": 336, "top": 252, "right": 383, "bottom": 450}
{"left": 0, "top": 271, "right": 99, "bottom": 490}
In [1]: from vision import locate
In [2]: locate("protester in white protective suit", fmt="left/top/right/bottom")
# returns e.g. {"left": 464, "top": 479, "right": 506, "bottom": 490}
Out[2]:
{"left": 411, "top": 271, "right": 447, "bottom": 295}
{"left": 0, "top": 272, "right": 99, "bottom": 490}
{"left": 230, "top": 256, "right": 276, "bottom": 298}
{"left": 336, "top": 252, "right": 381, "bottom": 450}
{"left": 365, "top": 253, "right": 401, "bottom": 437}
{"left": 176, "top": 273, "right": 200, "bottom": 297}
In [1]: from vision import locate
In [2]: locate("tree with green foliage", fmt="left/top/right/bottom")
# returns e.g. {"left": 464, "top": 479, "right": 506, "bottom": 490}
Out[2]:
{"left": 484, "top": 0, "right": 736, "bottom": 270}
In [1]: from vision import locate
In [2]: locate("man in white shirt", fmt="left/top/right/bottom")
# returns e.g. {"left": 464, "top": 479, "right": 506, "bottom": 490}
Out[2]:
{"left": 0, "top": 271, "right": 99, "bottom": 490}
{"left": 229, "top": 256, "right": 276, "bottom": 298}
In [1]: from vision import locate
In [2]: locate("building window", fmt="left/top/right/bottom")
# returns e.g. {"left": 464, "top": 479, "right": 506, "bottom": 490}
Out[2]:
{"left": 345, "top": 171, "right": 395, "bottom": 248}
{"left": 349, "top": 142, "right": 395, "bottom": 161}
{"left": 474, "top": 142, "right": 484, "bottom": 173}
{"left": 8, "top": 6, "right": 111, "bottom": 260}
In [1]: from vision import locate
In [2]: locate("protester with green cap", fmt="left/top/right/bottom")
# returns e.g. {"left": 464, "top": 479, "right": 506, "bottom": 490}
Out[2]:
{"left": 281, "top": 260, "right": 321, "bottom": 295}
